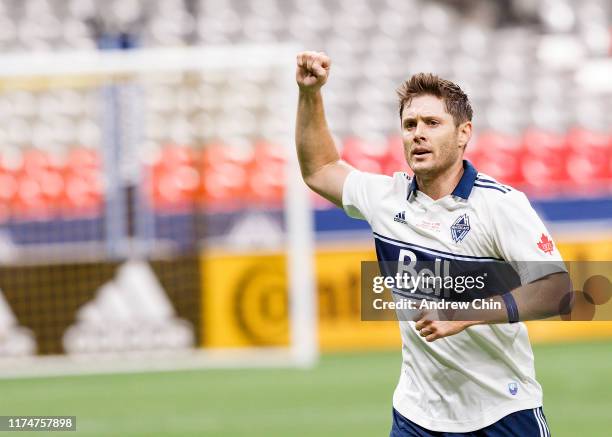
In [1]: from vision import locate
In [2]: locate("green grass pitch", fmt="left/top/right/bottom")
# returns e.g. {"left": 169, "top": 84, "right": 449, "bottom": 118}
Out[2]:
{"left": 0, "top": 340, "right": 610, "bottom": 436}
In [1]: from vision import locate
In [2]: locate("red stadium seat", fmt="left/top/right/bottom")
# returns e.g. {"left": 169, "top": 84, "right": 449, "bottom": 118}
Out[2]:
{"left": 38, "top": 168, "right": 65, "bottom": 208}
{"left": 0, "top": 168, "right": 18, "bottom": 220}
{"left": 341, "top": 137, "right": 386, "bottom": 174}
{"left": 22, "top": 149, "right": 49, "bottom": 176}
{"left": 13, "top": 173, "right": 52, "bottom": 219}
{"left": 382, "top": 135, "right": 409, "bottom": 176}
{"left": 610, "top": 151, "right": 612, "bottom": 183}
{"left": 0, "top": 154, "right": 20, "bottom": 220}
{"left": 66, "top": 148, "right": 100, "bottom": 171}
{"left": 63, "top": 148, "right": 103, "bottom": 217}
{"left": 5, "top": 150, "right": 68, "bottom": 219}
{"left": 565, "top": 128, "right": 611, "bottom": 188}
{"left": 0, "top": 171, "right": 17, "bottom": 213}
{"left": 200, "top": 143, "right": 251, "bottom": 210}
{"left": 147, "top": 144, "right": 200, "bottom": 211}
{"left": 63, "top": 171, "right": 103, "bottom": 216}
{"left": 201, "top": 142, "right": 252, "bottom": 170}
{"left": 464, "top": 131, "right": 486, "bottom": 170}
{"left": 469, "top": 131, "right": 525, "bottom": 187}
{"left": 246, "top": 141, "right": 286, "bottom": 207}
{"left": 520, "top": 129, "right": 569, "bottom": 192}
{"left": 158, "top": 144, "right": 198, "bottom": 169}
{"left": 150, "top": 162, "right": 200, "bottom": 211}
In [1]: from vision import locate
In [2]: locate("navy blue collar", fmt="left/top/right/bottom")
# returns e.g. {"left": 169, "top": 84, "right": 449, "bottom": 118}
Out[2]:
{"left": 408, "top": 160, "right": 478, "bottom": 200}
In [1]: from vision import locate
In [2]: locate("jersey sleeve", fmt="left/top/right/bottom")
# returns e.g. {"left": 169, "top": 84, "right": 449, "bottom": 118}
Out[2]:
{"left": 342, "top": 170, "right": 392, "bottom": 223}
{"left": 491, "top": 190, "right": 567, "bottom": 284}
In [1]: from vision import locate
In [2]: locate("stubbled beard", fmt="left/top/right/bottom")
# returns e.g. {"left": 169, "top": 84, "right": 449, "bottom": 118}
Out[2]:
{"left": 408, "top": 150, "right": 460, "bottom": 176}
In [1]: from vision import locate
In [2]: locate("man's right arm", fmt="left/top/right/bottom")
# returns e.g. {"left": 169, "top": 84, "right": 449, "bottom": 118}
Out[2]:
{"left": 295, "top": 51, "right": 353, "bottom": 207}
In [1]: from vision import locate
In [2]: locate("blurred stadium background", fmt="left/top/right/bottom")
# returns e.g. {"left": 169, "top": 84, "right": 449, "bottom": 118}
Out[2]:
{"left": 0, "top": 0, "right": 609, "bottom": 435}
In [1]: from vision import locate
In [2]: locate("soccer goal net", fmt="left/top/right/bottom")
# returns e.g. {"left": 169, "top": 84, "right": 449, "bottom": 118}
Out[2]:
{"left": 0, "top": 44, "right": 317, "bottom": 377}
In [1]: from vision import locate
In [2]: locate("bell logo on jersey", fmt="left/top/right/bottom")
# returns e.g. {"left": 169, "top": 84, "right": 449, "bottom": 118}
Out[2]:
{"left": 508, "top": 382, "right": 519, "bottom": 396}
{"left": 394, "top": 211, "right": 407, "bottom": 225}
{"left": 450, "top": 214, "right": 470, "bottom": 243}
{"left": 537, "top": 234, "right": 554, "bottom": 255}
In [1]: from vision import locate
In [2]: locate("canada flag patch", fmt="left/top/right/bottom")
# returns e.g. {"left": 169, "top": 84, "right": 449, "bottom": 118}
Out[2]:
{"left": 537, "top": 234, "right": 554, "bottom": 254}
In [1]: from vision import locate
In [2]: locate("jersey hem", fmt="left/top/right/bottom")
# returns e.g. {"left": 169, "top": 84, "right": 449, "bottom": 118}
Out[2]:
{"left": 393, "top": 398, "right": 543, "bottom": 433}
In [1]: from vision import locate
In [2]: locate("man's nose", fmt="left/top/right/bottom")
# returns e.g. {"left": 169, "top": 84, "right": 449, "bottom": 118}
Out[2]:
{"left": 413, "top": 121, "right": 426, "bottom": 141}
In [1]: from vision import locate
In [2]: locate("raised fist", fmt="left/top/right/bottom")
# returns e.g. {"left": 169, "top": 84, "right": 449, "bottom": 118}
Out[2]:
{"left": 296, "top": 51, "right": 331, "bottom": 92}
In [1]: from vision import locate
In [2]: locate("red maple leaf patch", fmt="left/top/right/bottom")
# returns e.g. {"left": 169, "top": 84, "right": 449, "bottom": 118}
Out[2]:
{"left": 537, "top": 234, "right": 554, "bottom": 254}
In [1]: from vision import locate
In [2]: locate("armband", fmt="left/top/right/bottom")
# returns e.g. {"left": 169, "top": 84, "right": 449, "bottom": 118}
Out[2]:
{"left": 501, "top": 292, "right": 519, "bottom": 323}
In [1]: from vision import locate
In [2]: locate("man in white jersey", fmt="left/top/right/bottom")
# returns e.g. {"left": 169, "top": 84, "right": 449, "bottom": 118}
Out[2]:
{"left": 294, "top": 51, "right": 571, "bottom": 436}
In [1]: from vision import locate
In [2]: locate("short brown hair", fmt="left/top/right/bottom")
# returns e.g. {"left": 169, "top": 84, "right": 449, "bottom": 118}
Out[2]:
{"left": 397, "top": 73, "right": 473, "bottom": 126}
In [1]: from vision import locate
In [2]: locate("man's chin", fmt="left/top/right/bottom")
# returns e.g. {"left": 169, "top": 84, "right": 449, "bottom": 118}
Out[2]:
{"left": 409, "top": 161, "right": 435, "bottom": 175}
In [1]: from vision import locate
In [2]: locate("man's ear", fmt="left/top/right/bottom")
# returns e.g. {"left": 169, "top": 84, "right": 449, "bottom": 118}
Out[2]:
{"left": 457, "top": 121, "right": 472, "bottom": 150}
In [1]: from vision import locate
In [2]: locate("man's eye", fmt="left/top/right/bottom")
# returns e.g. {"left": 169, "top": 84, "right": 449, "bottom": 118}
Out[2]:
{"left": 428, "top": 120, "right": 438, "bottom": 126}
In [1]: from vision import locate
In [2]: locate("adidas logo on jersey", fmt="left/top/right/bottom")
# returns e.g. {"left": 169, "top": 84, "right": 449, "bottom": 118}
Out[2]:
{"left": 394, "top": 211, "right": 407, "bottom": 225}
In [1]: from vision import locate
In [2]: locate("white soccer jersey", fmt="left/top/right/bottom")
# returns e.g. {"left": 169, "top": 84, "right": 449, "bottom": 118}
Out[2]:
{"left": 342, "top": 160, "right": 566, "bottom": 432}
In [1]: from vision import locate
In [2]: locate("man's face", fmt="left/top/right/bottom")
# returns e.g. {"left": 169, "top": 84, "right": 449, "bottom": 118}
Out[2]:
{"left": 401, "top": 94, "right": 467, "bottom": 177}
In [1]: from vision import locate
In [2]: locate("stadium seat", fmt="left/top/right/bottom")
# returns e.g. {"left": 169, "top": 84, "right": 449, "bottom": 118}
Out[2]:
{"left": 66, "top": 147, "right": 100, "bottom": 170}
{"left": 0, "top": 168, "right": 16, "bottom": 221}
{"left": 564, "top": 128, "right": 612, "bottom": 188}
{"left": 21, "top": 149, "right": 52, "bottom": 177}
{"left": 62, "top": 171, "right": 103, "bottom": 216}
{"left": 245, "top": 141, "right": 286, "bottom": 208}
{"left": 341, "top": 137, "right": 386, "bottom": 174}
{"left": 469, "top": 131, "right": 525, "bottom": 187}
{"left": 5, "top": 150, "right": 66, "bottom": 219}
{"left": 158, "top": 144, "right": 198, "bottom": 170}
{"left": 38, "top": 166, "right": 65, "bottom": 208}
{"left": 150, "top": 161, "right": 200, "bottom": 211}
{"left": 520, "top": 129, "right": 569, "bottom": 191}
{"left": 63, "top": 148, "right": 103, "bottom": 217}
{"left": 147, "top": 145, "right": 200, "bottom": 211}
{"left": 13, "top": 173, "right": 52, "bottom": 219}
{"left": 382, "top": 135, "right": 408, "bottom": 176}
{"left": 200, "top": 143, "right": 251, "bottom": 210}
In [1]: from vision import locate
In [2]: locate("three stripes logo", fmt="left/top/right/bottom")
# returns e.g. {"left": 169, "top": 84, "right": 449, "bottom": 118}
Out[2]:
{"left": 394, "top": 211, "right": 407, "bottom": 225}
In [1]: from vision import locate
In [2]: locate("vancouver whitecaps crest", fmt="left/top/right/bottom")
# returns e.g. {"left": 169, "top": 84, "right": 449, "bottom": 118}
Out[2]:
{"left": 451, "top": 214, "right": 471, "bottom": 243}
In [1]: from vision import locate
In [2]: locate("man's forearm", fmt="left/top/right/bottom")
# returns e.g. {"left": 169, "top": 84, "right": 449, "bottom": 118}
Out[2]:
{"left": 416, "top": 272, "right": 572, "bottom": 342}
{"left": 295, "top": 90, "right": 340, "bottom": 181}
{"left": 453, "top": 272, "right": 572, "bottom": 324}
